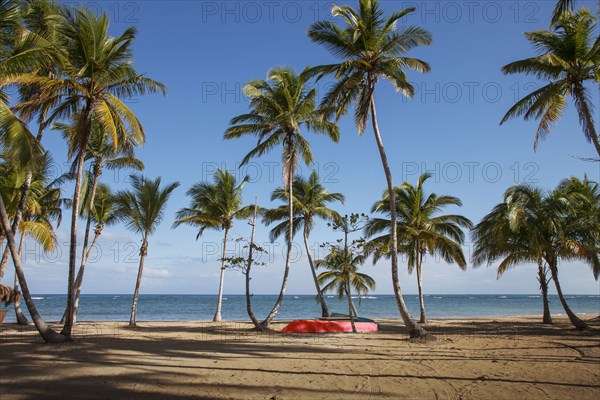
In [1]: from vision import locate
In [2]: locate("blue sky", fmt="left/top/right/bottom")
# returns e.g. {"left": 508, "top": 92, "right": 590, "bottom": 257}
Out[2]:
{"left": 5, "top": 0, "right": 600, "bottom": 296}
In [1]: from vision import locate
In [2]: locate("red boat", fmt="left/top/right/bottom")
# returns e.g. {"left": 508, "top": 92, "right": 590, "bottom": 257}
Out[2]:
{"left": 281, "top": 319, "right": 378, "bottom": 333}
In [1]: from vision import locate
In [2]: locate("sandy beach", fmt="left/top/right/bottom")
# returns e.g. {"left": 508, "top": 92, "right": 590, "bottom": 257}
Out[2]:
{"left": 1, "top": 316, "right": 598, "bottom": 399}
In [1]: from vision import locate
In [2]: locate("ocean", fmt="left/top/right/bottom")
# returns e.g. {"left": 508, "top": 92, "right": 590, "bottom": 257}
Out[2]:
{"left": 2, "top": 294, "right": 599, "bottom": 323}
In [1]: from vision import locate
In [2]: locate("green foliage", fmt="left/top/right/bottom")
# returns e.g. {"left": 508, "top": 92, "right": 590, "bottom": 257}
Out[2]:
{"left": 306, "top": 0, "right": 431, "bottom": 133}
{"left": 262, "top": 170, "right": 344, "bottom": 242}
{"left": 115, "top": 175, "right": 179, "bottom": 238}
{"left": 173, "top": 169, "right": 253, "bottom": 238}
{"left": 472, "top": 176, "right": 600, "bottom": 280}
{"left": 501, "top": 9, "right": 600, "bottom": 154}
{"left": 366, "top": 173, "right": 473, "bottom": 270}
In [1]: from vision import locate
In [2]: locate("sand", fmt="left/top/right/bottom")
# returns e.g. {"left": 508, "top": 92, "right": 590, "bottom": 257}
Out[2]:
{"left": 1, "top": 316, "right": 599, "bottom": 399}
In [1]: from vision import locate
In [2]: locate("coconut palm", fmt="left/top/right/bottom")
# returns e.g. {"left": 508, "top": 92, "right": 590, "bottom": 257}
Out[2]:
{"left": 115, "top": 175, "right": 179, "bottom": 327}
{"left": 173, "top": 169, "right": 252, "bottom": 322}
{"left": 501, "top": 9, "right": 600, "bottom": 157}
{"left": 55, "top": 117, "right": 143, "bottom": 325}
{"left": 316, "top": 245, "right": 376, "bottom": 332}
{"left": 262, "top": 171, "right": 344, "bottom": 317}
{"left": 4, "top": 5, "right": 166, "bottom": 336}
{"left": 366, "top": 173, "right": 473, "bottom": 323}
{"left": 471, "top": 199, "right": 554, "bottom": 324}
{"left": 71, "top": 184, "right": 119, "bottom": 323}
{"left": 472, "top": 181, "right": 598, "bottom": 329}
{"left": 224, "top": 67, "right": 339, "bottom": 330}
{"left": 0, "top": 154, "right": 66, "bottom": 343}
{"left": 0, "top": 152, "right": 64, "bottom": 280}
{"left": 306, "top": 0, "right": 432, "bottom": 338}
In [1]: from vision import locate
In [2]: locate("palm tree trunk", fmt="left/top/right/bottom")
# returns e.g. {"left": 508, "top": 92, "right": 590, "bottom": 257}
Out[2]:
{"left": 417, "top": 251, "right": 427, "bottom": 324}
{"left": 0, "top": 194, "right": 67, "bottom": 343}
{"left": 13, "top": 272, "right": 28, "bottom": 324}
{"left": 304, "top": 220, "right": 330, "bottom": 317}
{"left": 72, "top": 167, "right": 101, "bottom": 323}
{"left": 72, "top": 230, "right": 101, "bottom": 324}
{"left": 573, "top": 82, "right": 600, "bottom": 156}
{"left": 537, "top": 259, "right": 552, "bottom": 324}
{"left": 370, "top": 95, "right": 431, "bottom": 340}
{"left": 62, "top": 168, "right": 102, "bottom": 325}
{"left": 547, "top": 257, "right": 588, "bottom": 329}
{"left": 62, "top": 117, "right": 92, "bottom": 337}
{"left": 346, "top": 280, "right": 357, "bottom": 333}
{"left": 260, "top": 150, "right": 294, "bottom": 330}
{"left": 246, "top": 202, "right": 260, "bottom": 329}
{"left": 350, "top": 299, "right": 359, "bottom": 317}
{"left": 213, "top": 227, "right": 229, "bottom": 322}
{"left": 343, "top": 229, "right": 356, "bottom": 333}
{"left": 129, "top": 236, "right": 148, "bottom": 327}
{"left": 0, "top": 244, "right": 10, "bottom": 281}
{"left": 14, "top": 231, "right": 29, "bottom": 325}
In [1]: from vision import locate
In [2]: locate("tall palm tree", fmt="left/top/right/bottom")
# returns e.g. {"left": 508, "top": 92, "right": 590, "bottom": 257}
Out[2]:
{"left": 306, "top": 0, "right": 432, "bottom": 338}
{"left": 55, "top": 117, "right": 143, "bottom": 325}
{"left": 501, "top": 9, "right": 600, "bottom": 157}
{"left": 366, "top": 173, "right": 473, "bottom": 323}
{"left": 316, "top": 245, "right": 376, "bottom": 332}
{"left": 472, "top": 181, "right": 598, "bottom": 329}
{"left": 262, "top": 171, "right": 344, "bottom": 317}
{"left": 224, "top": 67, "right": 339, "bottom": 330}
{"left": 115, "top": 175, "right": 179, "bottom": 327}
{"left": 5, "top": 5, "right": 165, "bottom": 337}
{"left": 71, "top": 184, "right": 119, "bottom": 323}
{"left": 173, "top": 169, "right": 252, "bottom": 322}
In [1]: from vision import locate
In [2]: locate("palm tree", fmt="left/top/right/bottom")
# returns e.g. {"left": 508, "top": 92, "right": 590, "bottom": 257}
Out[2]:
{"left": 0, "top": 152, "right": 63, "bottom": 280}
{"left": 262, "top": 171, "right": 344, "bottom": 317}
{"left": 366, "top": 173, "right": 473, "bottom": 324}
{"left": 471, "top": 199, "right": 554, "bottom": 324}
{"left": 55, "top": 118, "right": 143, "bottom": 325}
{"left": 306, "top": 0, "right": 432, "bottom": 338}
{"left": 0, "top": 153, "right": 66, "bottom": 343}
{"left": 224, "top": 67, "right": 339, "bottom": 330}
{"left": 472, "top": 181, "right": 598, "bottom": 329}
{"left": 173, "top": 169, "right": 252, "bottom": 322}
{"left": 71, "top": 184, "right": 119, "bottom": 323}
{"left": 501, "top": 9, "right": 600, "bottom": 157}
{"left": 316, "top": 245, "right": 376, "bottom": 332}
{"left": 115, "top": 175, "right": 179, "bottom": 327}
{"left": 5, "top": 5, "right": 165, "bottom": 337}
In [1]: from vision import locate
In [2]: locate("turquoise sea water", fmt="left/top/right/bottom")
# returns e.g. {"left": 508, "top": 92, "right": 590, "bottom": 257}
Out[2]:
{"left": 2, "top": 294, "right": 599, "bottom": 323}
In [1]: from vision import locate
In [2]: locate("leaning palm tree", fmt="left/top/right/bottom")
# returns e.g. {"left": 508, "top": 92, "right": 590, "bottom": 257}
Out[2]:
{"left": 173, "top": 169, "right": 252, "bottom": 322}
{"left": 316, "top": 245, "right": 376, "bottom": 332}
{"left": 71, "top": 184, "right": 119, "bottom": 323}
{"left": 224, "top": 67, "right": 339, "bottom": 330}
{"left": 473, "top": 181, "right": 598, "bottom": 329}
{"left": 306, "top": 0, "right": 432, "bottom": 338}
{"left": 55, "top": 118, "right": 143, "bottom": 325}
{"left": 5, "top": 6, "right": 166, "bottom": 337}
{"left": 0, "top": 157, "right": 66, "bottom": 343}
{"left": 501, "top": 9, "right": 600, "bottom": 157}
{"left": 262, "top": 171, "right": 344, "bottom": 317}
{"left": 115, "top": 175, "right": 179, "bottom": 327}
{"left": 366, "top": 173, "right": 473, "bottom": 324}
